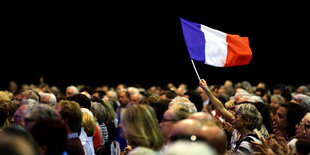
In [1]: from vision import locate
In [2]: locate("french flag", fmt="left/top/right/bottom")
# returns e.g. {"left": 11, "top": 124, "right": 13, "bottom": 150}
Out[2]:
{"left": 180, "top": 18, "right": 253, "bottom": 67}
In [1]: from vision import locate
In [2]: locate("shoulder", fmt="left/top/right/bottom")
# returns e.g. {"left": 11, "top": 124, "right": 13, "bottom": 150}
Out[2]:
{"left": 237, "top": 135, "right": 261, "bottom": 155}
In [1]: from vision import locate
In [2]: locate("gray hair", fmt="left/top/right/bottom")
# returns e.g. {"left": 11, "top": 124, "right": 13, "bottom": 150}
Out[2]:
{"left": 292, "top": 93, "right": 310, "bottom": 112}
{"left": 90, "top": 102, "right": 106, "bottom": 124}
{"left": 22, "top": 90, "right": 40, "bottom": 102}
{"left": 271, "top": 95, "right": 285, "bottom": 105}
{"left": 236, "top": 103, "right": 263, "bottom": 131}
{"left": 20, "top": 99, "right": 39, "bottom": 107}
{"left": 41, "top": 93, "right": 57, "bottom": 106}
{"left": 24, "top": 104, "right": 58, "bottom": 121}
{"left": 66, "top": 86, "right": 79, "bottom": 94}
{"left": 170, "top": 97, "right": 197, "bottom": 113}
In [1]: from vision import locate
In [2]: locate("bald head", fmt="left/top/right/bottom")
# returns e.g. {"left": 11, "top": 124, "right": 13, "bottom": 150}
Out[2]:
{"left": 188, "top": 112, "right": 213, "bottom": 123}
{"left": 170, "top": 119, "right": 201, "bottom": 142}
{"left": 195, "top": 125, "right": 227, "bottom": 154}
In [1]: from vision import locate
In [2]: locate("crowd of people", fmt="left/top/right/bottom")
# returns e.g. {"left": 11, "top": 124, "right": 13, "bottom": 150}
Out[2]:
{"left": 0, "top": 79, "right": 310, "bottom": 155}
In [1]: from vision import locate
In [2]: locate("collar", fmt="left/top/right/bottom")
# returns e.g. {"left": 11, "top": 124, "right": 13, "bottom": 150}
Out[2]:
{"left": 67, "top": 132, "right": 79, "bottom": 139}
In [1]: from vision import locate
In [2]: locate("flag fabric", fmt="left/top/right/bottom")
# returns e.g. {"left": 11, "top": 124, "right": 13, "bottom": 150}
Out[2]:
{"left": 180, "top": 18, "right": 252, "bottom": 67}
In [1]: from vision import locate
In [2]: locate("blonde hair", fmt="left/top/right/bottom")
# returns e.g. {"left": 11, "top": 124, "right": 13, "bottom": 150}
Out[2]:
{"left": 121, "top": 105, "right": 163, "bottom": 150}
{"left": 81, "top": 113, "right": 96, "bottom": 136}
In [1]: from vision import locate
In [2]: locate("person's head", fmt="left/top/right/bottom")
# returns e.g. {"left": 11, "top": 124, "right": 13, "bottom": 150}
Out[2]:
{"left": 184, "top": 90, "right": 203, "bottom": 112}
{"left": 225, "top": 99, "right": 236, "bottom": 114}
{"left": 121, "top": 104, "right": 163, "bottom": 150}
{"left": 21, "top": 90, "right": 40, "bottom": 102}
{"left": 102, "top": 100, "right": 116, "bottom": 125}
{"left": 127, "top": 87, "right": 139, "bottom": 97}
{"left": 291, "top": 94, "right": 310, "bottom": 112}
{"left": 13, "top": 104, "right": 29, "bottom": 127}
{"left": 270, "top": 95, "right": 285, "bottom": 114}
{"left": 90, "top": 102, "right": 106, "bottom": 124}
{"left": 232, "top": 103, "right": 263, "bottom": 131}
{"left": 175, "top": 87, "right": 186, "bottom": 97}
{"left": 149, "top": 99, "right": 169, "bottom": 123}
{"left": 118, "top": 91, "right": 130, "bottom": 107}
{"left": 254, "top": 88, "right": 267, "bottom": 97}
{"left": 295, "top": 140, "right": 310, "bottom": 155}
{"left": 56, "top": 100, "right": 82, "bottom": 133}
{"left": 130, "top": 93, "right": 143, "bottom": 105}
{"left": 274, "top": 103, "right": 306, "bottom": 140}
{"left": 164, "top": 140, "right": 215, "bottom": 155}
{"left": 195, "top": 125, "right": 227, "bottom": 155}
{"left": 67, "top": 94, "right": 91, "bottom": 110}
{"left": 169, "top": 97, "right": 197, "bottom": 113}
{"left": 273, "top": 84, "right": 285, "bottom": 95}
{"left": 196, "top": 87, "right": 209, "bottom": 102}
{"left": 296, "top": 85, "right": 309, "bottom": 95}
{"left": 24, "top": 104, "right": 58, "bottom": 129}
{"left": 104, "top": 90, "right": 117, "bottom": 102}
{"left": 40, "top": 93, "right": 57, "bottom": 107}
{"left": 29, "top": 119, "right": 67, "bottom": 155}
{"left": 81, "top": 112, "right": 96, "bottom": 137}
{"left": 0, "top": 126, "right": 39, "bottom": 155}
{"left": 187, "top": 112, "right": 213, "bottom": 125}
{"left": 159, "top": 90, "right": 177, "bottom": 100}
{"left": 295, "top": 113, "right": 310, "bottom": 142}
{"left": 170, "top": 119, "right": 202, "bottom": 142}
{"left": 91, "top": 90, "right": 106, "bottom": 100}
{"left": 159, "top": 106, "right": 191, "bottom": 144}
{"left": 66, "top": 86, "right": 79, "bottom": 97}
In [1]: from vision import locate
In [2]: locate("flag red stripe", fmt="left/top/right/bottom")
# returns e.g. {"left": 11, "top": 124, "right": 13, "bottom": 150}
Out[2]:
{"left": 224, "top": 34, "right": 253, "bottom": 67}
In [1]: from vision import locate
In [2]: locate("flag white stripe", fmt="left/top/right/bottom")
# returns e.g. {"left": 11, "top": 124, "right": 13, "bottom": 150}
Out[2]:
{"left": 200, "top": 25, "right": 228, "bottom": 67}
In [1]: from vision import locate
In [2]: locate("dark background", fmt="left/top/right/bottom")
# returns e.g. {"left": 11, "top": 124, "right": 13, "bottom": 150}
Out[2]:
{"left": 2, "top": 1, "right": 309, "bottom": 91}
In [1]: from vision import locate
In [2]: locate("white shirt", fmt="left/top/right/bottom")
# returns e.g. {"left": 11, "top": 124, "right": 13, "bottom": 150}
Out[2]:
{"left": 79, "top": 127, "right": 95, "bottom": 155}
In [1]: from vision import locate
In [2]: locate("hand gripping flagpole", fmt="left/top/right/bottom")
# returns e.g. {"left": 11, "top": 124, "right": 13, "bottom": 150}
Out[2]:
{"left": 191, "top": 59, "right": 201, "bottom": 81}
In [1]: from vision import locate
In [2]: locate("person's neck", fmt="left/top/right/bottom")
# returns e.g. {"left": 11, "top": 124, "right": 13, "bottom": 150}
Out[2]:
{"left": 238, "top": 127, "right": 252, "bottom": 140}
{"left": 281, "top": 129, "right": 289, "bottom": 140}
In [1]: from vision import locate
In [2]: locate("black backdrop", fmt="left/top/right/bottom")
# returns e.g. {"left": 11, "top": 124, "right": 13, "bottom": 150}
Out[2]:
{"left": 2, "top": 1, "right": 309, "bottom": 90}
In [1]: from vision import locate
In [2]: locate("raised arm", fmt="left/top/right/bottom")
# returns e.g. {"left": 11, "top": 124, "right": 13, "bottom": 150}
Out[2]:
{"left": 199, "top": 79, "right": 235, "bottom": 123}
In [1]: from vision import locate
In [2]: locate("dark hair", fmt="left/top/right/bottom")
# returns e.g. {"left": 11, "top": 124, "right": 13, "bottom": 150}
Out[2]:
{"left": 92, "top": 90, "right": 106, "bottom": 99}
{"left": 280, "top": 103, "right": 306, "bottom": 140}
{"left": 80, "top": 86, "right": 94, "bottom": 96}
{"left": 253, "top": 101, "right": 273, "bottom": 134}
{"left": 149, "top": 99, "right": 170, "bottom": 122}
{"left": 29, "top": 120, "right": 67, "bottom": 155}
{"left": 160, "top": 90, "right": 177, "bottom": 99}
{"left": 255, "top": 88, "right": 267, "bottom": 97}
{"left": 296, "top": 140, "right": 310, "bottom": 155}
{"left": 67, "top": 94, "right": 91, "bottom": 110}
{"left": 184, "top": 90, "right": 203, "bottom": 111}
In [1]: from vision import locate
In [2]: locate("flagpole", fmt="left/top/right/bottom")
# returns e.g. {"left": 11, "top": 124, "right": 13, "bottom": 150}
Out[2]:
{"left": 191, "top": 59, "right": 201, "bottom": 81}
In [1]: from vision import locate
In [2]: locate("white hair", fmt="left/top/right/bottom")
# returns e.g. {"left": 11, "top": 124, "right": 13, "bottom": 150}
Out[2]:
{"left": 66, "top": 86, "right": 79, "bottom": 94}
{"left": 127, "top": 87, "right": 139, "bottom": 95}
{"left": 41, "top": 93, "right": 57, "bottom": 106}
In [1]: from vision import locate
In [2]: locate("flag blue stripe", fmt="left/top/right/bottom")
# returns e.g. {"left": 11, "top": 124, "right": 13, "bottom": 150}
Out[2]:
{"left": 180, "top": 18, "right": 205, "bottom": 62}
